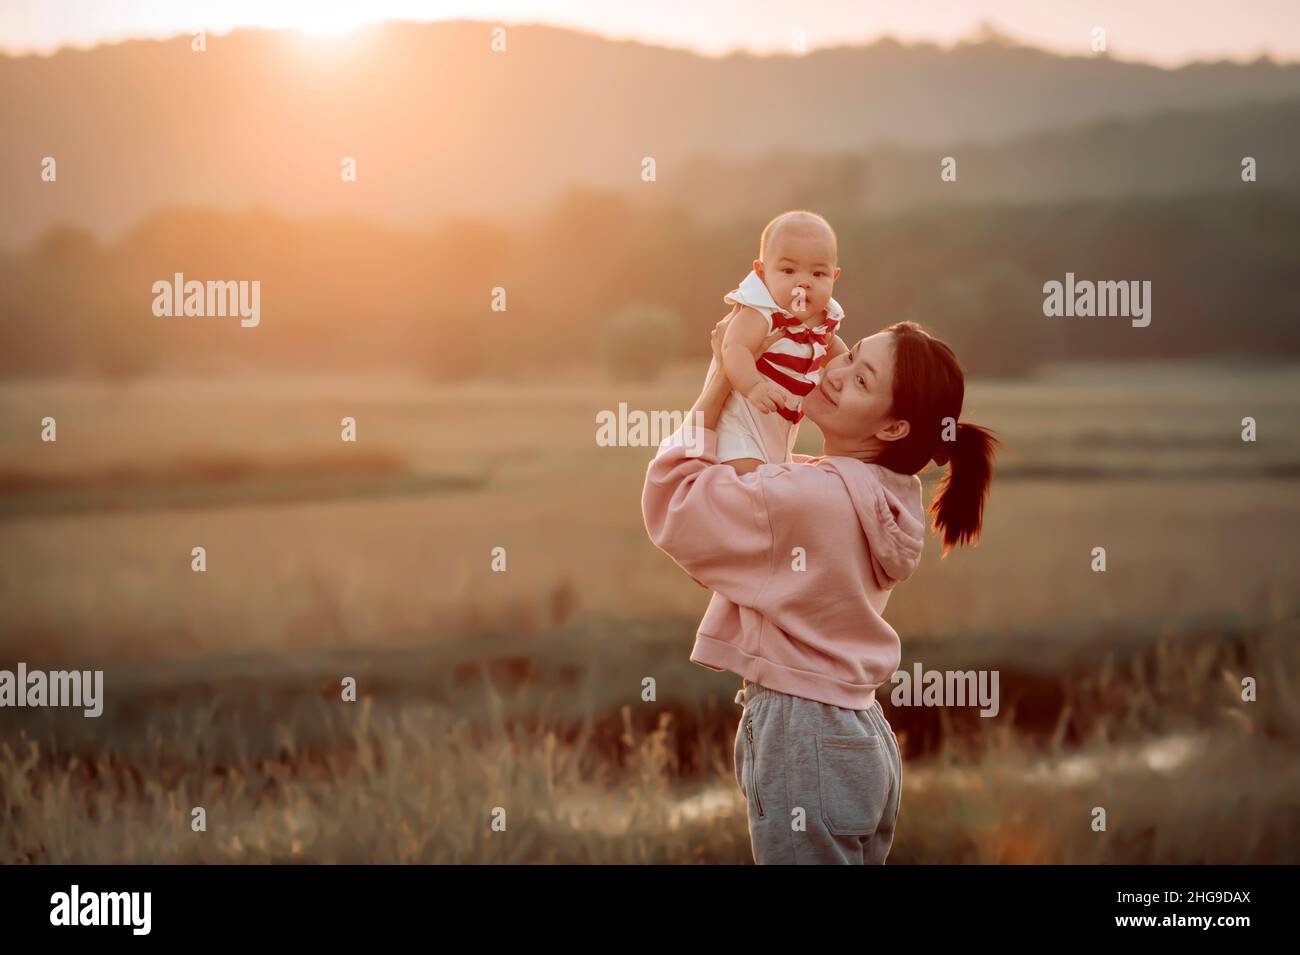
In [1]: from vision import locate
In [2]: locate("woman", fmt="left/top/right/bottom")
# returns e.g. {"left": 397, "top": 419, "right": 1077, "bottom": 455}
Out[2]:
{"left": 641, "top": 310, "right": 999, "bottom": 864}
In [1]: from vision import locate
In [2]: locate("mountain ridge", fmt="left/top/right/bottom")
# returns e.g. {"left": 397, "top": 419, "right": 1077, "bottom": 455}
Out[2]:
{"left": 3, "top": 20, "right": 1297, "bottom": 244}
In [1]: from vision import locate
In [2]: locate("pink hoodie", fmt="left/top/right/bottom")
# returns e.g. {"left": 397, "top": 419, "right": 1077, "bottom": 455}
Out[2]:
{"left": 642, "top": 426, "right": 925, "bottom": 710}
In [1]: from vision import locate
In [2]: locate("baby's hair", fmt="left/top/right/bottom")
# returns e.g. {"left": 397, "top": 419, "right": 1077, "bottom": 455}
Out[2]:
{"left": 758, "top": 210, "right": 837, "bottom": 262}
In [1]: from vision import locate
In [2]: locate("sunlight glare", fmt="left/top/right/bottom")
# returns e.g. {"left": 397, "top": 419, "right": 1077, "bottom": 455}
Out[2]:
{"left": 293, "top": 10, "right": 375, "bottom": 38}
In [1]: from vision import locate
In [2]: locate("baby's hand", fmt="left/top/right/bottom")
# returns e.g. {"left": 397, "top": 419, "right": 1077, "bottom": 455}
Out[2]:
{"left": 747, "top": 380, "right": 794, "bottom": 414}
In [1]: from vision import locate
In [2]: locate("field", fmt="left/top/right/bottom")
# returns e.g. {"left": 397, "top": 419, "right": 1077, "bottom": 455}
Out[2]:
{"left": 1, "top": 361, "right": 1299, "bottom": 863}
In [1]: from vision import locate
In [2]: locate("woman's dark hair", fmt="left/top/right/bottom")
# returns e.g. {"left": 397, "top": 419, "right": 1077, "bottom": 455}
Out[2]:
{"left": 870, "top": 321, "right": 1000, "bottom": 557}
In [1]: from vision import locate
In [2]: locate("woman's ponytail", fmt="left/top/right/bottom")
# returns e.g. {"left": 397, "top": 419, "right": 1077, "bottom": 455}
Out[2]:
{"left": 870, "top": 321, "right": 1001, "bottom": 557}
{"left": 929, "top": 422, "right": 1000, "bottom": 557}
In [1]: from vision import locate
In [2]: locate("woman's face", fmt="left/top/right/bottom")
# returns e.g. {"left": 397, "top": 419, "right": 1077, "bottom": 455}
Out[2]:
{"left": 803, "top": 332, "right": 908, "bottom": 453}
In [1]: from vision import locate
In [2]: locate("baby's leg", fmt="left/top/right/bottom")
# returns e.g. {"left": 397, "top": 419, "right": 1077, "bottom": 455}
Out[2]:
{"left": 753, "top": 400, "right": 797, "bottom": 465}
{"left": 716, "top": 391, "right": 770, "bottom": 468}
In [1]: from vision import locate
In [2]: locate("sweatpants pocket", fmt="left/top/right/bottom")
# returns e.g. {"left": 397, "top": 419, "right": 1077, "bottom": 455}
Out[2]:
{"left": 745, "top": 716, "right": 765, "bottom": 817}
{"left": 816, "top": 733, "right": 888, "bottom": 836}
{"left": 733, "top": 716, "right": 747, "bottom": 794}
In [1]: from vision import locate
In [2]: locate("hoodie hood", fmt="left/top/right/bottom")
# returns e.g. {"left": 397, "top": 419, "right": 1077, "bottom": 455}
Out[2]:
{"left": 819, "top": 457, "right": 925, "bottom": 588}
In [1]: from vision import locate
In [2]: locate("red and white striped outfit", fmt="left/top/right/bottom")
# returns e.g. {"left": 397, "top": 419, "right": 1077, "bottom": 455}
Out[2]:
{"left": 708, "top": 270, "right": 845, "bottom": 464}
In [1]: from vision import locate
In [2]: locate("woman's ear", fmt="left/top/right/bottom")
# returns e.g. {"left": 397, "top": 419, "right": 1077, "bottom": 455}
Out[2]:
{"left": 877, "top": 419, "right": 910, "bottom": 443}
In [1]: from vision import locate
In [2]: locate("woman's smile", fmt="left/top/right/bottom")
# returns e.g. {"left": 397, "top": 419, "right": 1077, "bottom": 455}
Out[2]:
{"left": 819, "top": 376, "right": 838, "bottom": 407}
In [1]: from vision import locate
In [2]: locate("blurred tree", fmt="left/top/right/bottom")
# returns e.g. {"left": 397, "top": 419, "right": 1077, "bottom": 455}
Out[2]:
{"left": 906, "top": 260, "right": 1045, "bottom": 378}
{"left": 603, "top": 303, "right": 684, "bottom": 382}
{"left": 427, "top": 311, "right": 501, "bottom": 382}
{"left": 93, "top": 305, "right": 155, "bottom": 383}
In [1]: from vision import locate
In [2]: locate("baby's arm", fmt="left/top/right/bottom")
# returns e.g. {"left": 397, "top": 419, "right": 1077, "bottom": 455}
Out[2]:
{"left": 720, "top": 307, "right": 767, "bottom": 395}
{"left": 722, "top": 308, "right": 793, "bottom": 414}
{"left": 824, "top": 334, "right": 848, "bottom": 365}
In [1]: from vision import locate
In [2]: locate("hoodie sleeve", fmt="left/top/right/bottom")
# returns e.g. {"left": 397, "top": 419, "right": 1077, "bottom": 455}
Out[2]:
{"left": 641, "top": 427, "right": 773, "bottom": 606}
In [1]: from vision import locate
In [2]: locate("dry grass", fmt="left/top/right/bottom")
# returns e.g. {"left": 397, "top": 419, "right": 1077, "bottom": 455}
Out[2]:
{"left": 2, "top": 613, "right": 1296, "bottom": 864}
{"left": 1, "top": 363, "right": 1298, "bottom": 862}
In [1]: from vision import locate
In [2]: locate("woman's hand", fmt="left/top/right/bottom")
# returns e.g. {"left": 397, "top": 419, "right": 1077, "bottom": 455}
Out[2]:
{"left": 691, "top": 306, "right": 745, "bottom": 431}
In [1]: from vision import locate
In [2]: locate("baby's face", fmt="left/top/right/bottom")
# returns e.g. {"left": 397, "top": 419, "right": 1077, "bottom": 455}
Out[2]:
{"left": 755, "top": 225, "right": 839, "bottom": 322}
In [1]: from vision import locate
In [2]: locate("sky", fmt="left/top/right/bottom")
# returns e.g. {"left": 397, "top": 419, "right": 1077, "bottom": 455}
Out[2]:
{"left": 3, "top": 0, "right": 1299, "bottom": 64}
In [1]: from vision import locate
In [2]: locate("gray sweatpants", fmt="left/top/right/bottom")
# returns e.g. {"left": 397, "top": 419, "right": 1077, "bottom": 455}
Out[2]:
{"left": 732, "top": 679, "right": 902, "bottom": 864}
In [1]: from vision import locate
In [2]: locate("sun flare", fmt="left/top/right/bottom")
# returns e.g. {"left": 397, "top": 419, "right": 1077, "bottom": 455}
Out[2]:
{"left": 292, "top": 11, "right": 374, "bottom": 37}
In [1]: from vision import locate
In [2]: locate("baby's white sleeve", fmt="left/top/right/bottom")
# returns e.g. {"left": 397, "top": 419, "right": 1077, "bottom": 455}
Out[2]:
{"left": 721, "top": 291, "right": 775, "bottom": 335}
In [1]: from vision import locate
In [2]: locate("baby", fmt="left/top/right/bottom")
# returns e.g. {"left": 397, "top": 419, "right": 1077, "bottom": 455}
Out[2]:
{"left": 710, "top": 210, "right": 847, "bottom": 473}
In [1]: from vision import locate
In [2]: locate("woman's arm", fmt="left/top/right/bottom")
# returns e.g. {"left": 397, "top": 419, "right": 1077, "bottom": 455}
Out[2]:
{"left": 689, "top": 352, "right": 733, "bottom": 432}
{"left": 687, "top": 306, "right": 743, "bottom": 430}
{"left": 642, "top": 422, "right": 773, "bottom": 605}
{"left": 642, "top": 310, "right": 796, "bottom": 599}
